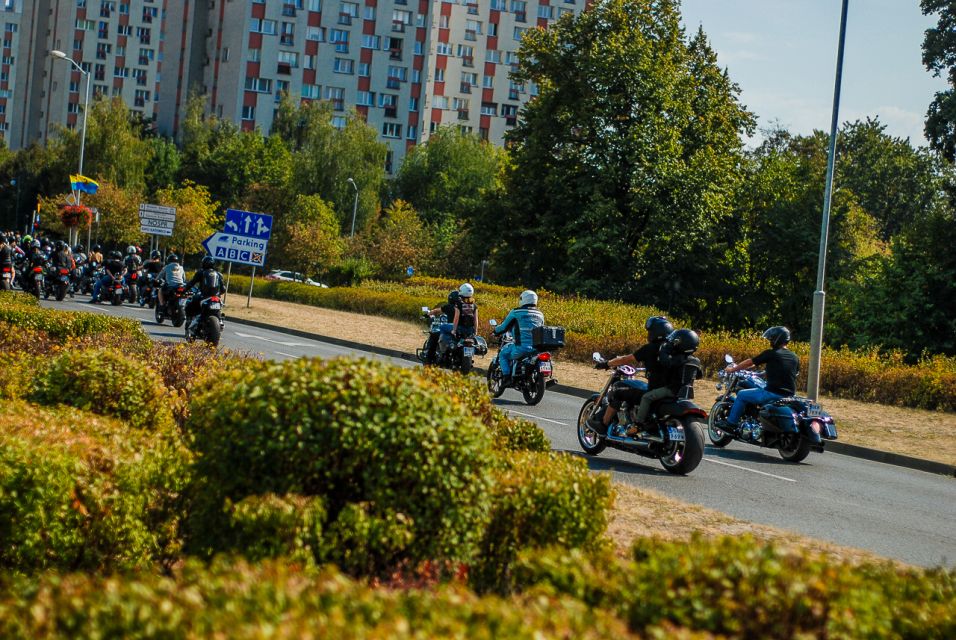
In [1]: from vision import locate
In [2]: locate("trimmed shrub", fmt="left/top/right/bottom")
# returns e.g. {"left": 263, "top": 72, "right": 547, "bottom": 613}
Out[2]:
{"left": 0, "top": 401, "right": 191, "bottom": 572}
{"left": 472, "top": 451, "right": 614, "bottom": 593}
{"left": 321, "top": 501, "right": 416, "bottom": 576}
{"left": 185, "top": 357, "right": 495, "bottom": 567}
{"left": 31, "top": 348, "right": 173, "bottom": 432}
{"left": 0, "top": 351, "right": 42, "bottom": 400}
{"left": 225, "top": 493, "right": 325, "bottom": 564}
{"left": 0, "top": 559, "right": 646, "bottom": 639}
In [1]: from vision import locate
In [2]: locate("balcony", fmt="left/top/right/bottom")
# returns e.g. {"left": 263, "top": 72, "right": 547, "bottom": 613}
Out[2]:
{"left": 457, "top": 110, "right": 470, "bottom": 120}
{"left": 332, "top": 99, "right": 345, "bottom": 111}
{"left": 280, "top": 35, "right": 294, "bottom": 46}
{"left": 389, "top": 49, "right": 402, "bottom": 61}
{"left": 277, "top": 62, "right": 292, "bottom": 75}
{"left": 338, "top": 13, "right": 352, "bottom": 25}
{"left": 459, "top": 82, "right": 471, "bottom": 93}
{"left": 282, "top": 5, "right": 297, "bottom": 16}
{"left": 515, "top": 11, "right": 526, "bottom": 23}
{"left": 465, "top": 29, "right": 477, "bottom": 41}
{"left": 384, "top": 106, "right": 398, "bottom": 118}
{"left": 466, "top": 3, "right": 478, "bottom": 15}
{"left": 505, "top": 116, "right": 517, "bottom": 126}
{"left": 462, "top": 56, "right": 474, "bottom": 68}
{"left": 387, "top": 77, "right": 401, "bottom": 89}
{"left": 392, "top": 21, "right": 405, "bottom": 32}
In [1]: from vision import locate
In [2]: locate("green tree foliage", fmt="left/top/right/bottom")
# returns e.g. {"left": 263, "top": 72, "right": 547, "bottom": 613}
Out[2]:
{"left": 496, "top": 0, "right": 754, "bottom": 322}
{"left": 361, "top": 199, "right": 432, "bottom": 278}
{"left": 922, "top": 0, "right": 956, "bottom": 161}
{"left": 155, "top": 180, "right": 220, "bottom": 257}
{"left": 272, "top": 194, "right": 344, "bottom": 278}
{"left": 145, "top": 136, "right": 182, "bottom": 196}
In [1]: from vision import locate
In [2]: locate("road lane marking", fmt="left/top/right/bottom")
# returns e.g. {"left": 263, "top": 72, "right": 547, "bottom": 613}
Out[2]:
{"left": 234, "top": 331, "right": 308, "bottom": 347}
{"left": 276, "top": 351, "right": 301, "bottom": 359}
{"left": 508, "top": 410, "right": 568, "bottom": 426}
{"left": 704, "top": 457, "right": 797, "bottom": 482}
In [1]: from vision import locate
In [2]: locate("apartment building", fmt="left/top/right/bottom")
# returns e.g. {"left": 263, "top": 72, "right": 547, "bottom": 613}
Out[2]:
{"left": 9, "top": 0, "right": 585, "bottom": 171}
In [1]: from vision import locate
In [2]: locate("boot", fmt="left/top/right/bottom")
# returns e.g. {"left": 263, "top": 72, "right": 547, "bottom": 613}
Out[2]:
{"left": 586, "top": 414, "right": 608, "bottom": 436}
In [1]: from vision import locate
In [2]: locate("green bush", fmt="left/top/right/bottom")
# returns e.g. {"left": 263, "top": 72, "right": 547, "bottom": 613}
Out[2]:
{"left": 224, "top": 493, "right": 325, "bottom": 564}
{"left": 0, "top": 401, "right": 191, "bottom": 572}
{"left": 31, "top": 349, "right": 173, "bottom": 431}
{"left": 321, "top": 501, "right": 416, "bottom": 576}
{"left": 0, "top": 351, "right": 42, "bottom": 400}
{"left": 0, "top": 558, "right": 645, "bottom": 639}
{"left": 472, "top": 451, "right": 614, "bottom": 593}
{"left": 185, "top": 357, "right": 495, "bottom": 568}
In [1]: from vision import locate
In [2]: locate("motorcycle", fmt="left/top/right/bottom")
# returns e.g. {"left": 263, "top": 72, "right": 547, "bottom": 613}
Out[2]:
{"left": 0, "top": 265, "right": 12, "bottom": 291}
{"left": 45, "top": 266, "right": 72, "bottom": 301}
{"left": 155, "top": 284, "right": 187, "bottom": 327}
{"left": 707, "top": 354, "right": 838, "bottom": 462}
{"left": 140, "top": 273, "right": 158, "bottom": 308}
{"left": 576, "top": 353, "right": 707, "bottom": 475}
{"left": 485, "top": 320, "right": 562, "bottom": 406}
{"left": 27, "top": 264, "right": 45, "bottom": 298}
{"left": 184, "top": 289, "right": 225, "bottom": 346}
{"left": 125, "top": 266, "right": 142, "bottom": 304}
{"left": 416, "top": 307, "right": 488, "bottom": 374}
{"left": 101, "top": 272, "right": 126, "bottom": 306}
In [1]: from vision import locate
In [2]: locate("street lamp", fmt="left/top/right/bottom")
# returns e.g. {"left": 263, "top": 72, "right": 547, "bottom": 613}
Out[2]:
{"left": 807, "top": 0, "right": 850, "bottom": 400}
{"left": 346, "top": 177, "right": 359, "bottom": 237}
{"left": 51, "top": 49, "right": 91, "bottom": 246}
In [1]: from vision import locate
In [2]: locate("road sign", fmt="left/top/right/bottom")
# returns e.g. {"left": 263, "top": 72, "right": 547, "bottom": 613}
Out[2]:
{"left": 224, "top": 208, "right": 273, "bottom": 241}
{"left": 139, "top": 203, "right": 177, "bottom": 236}
{"left": 202, "top": 232, "right": 268, "bottom": 267}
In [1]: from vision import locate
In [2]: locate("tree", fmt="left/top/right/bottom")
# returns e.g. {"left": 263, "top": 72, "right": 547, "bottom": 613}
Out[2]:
{"left": 145, "top": 137, "right": 182, "bottom": 197}
{"left": 275, "top": 195, "right": 343, "bottom": 278}
{"left": 154, "top": 181, "right": 220, "bottom": 257}
{"left": 362, "top": 200, "right": 432, "bottom": 278}
{"left": 921, "top": 0, "right": 956, "bottom": 161}
{"left": 39, "top": 181, "right": 144, "bottom": 246}
{"left": 495, "top": 0, "right": 753, "bottom": 323}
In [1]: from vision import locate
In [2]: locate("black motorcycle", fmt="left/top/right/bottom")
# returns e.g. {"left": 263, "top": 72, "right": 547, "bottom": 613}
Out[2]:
{"left": 486, "top": 320, "right": 562, "bottom": 406}
{"left": 101, "top": 272, "right": 126, "bottom": 306}
{"left": 707, "top": 354, "right": 838, "bottom": 462}
{"left": 25, "top": 264, "right": 45, "bottom": 299}
{"left": 416, "top": 307, "right": 488, "bottom": 374}
{"left": 45, "top": 265, "right": 72, "bottom": 301}
{"left": 140, "top": 273, "right": 158, "bottom": 308}
{"left": 125, "top": 266, "right": 142, "bottom": 304}
{"left": 576, "top": 353, "right": 707, "bottom": 475}
{"left": 0, "top": 264, "right": 13, "bottom": 291}
{"left": 155, "top": 284, "right": 187, "bottom": 327}
{"left": 185, "top": 289, "right": 224, "bottom": 346}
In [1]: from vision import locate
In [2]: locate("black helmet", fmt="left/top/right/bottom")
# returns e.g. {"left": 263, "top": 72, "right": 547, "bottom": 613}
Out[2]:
{"left": 109, "top": 250, "right": 122, "bottom": 259}
{"left": 763, "top": 326, "right": 791, "bottom": 349}
{"left": 166, "top": 253, "right": 180, "bottom": 264}
{"left": 92, "top": 244, "right": 102, "bottom": 253}
{"left": 74, "top": 244, "right": 85, "bottom": 253}
{"left": 667, "top": 329, "right": 700, "bottom": 354}
{"left": 447, "top": 290, "right": 460, "bottom": 304}
{"left": 201, "top": 256, "right": 215, "bottom": 269}
{"left": 150, "top": 250, "right": 161, "bottom": 259}
{"left": 55, "top": 240, "right": 65, "bottom": 251}
{"left": 645, "top": 315, "right": 674, "bottom": 342}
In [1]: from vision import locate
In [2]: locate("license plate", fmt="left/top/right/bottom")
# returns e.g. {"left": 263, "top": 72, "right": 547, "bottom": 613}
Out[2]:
{"left": 209, "top": 303, "right": 222, "bottom": 310}
{"left": 539, "top": 363, "right": 552, "bottom": 375}
{"left": 667, "top": 426, "right": 685, "bottom": 442}
{"left": 463, "top": 347, "right": 474, "bottom": 357}
{"left": 1, "top": 273, "right": 10, "bottom": 280}
{"left": 806, "top": 403, "right": 823, "bottom": 417}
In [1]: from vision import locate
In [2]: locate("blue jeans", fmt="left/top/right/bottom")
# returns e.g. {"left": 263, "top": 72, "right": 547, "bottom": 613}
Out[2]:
{"left": 497, "top": 344, "right": 534, "bottom": 376}
{"left": 728, "top": 388, "right": 782, "bottom": 426}
{"left": 91, "top": 275, "right": 112, "bottom": 301}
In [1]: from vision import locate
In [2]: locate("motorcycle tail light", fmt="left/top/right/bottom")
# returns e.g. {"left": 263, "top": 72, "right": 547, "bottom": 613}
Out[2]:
{"left": 32, "top": 267, "right": 43, "bottom": 273}
{"left": 538, "top": 353, "right": 551, "bottom": 361}
{"left": 1, "top": 267, "right": 10, "bottom": 273}
{"left": 177, "top": 287, "right": 185, "bottom": 293}
{"left": 131, "top": 273, "right": 138, "bottom": 280}
{"left": 209, "top": 296, "right": 221, "bottom": 303}
{"left": 59, "top": 268, "right": 69, "bottom": 275}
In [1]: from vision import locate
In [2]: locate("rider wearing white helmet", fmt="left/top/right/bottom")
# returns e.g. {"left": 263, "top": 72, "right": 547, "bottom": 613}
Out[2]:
{"left": 492, "top": 289, "right": 544, "bottom": 385}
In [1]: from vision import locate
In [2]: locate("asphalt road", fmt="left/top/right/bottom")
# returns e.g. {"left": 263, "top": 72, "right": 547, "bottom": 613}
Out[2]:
{"left": 42, "top": 295, "right": 956, "bottom": 568}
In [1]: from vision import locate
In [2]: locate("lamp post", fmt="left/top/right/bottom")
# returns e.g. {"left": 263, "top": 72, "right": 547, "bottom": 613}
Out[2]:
{"left": 806, "top": 0, "right": 850, "bottom": 400}
{"left": 50, "top": 49, "right": 91, "bottom": 246}
{"left": 347, "top": 177, "right": 359, "bottom": 237}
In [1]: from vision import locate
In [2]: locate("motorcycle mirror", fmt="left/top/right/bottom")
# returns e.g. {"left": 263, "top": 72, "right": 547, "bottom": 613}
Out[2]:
{"left": 592, "top": 352, "right": 603, "bottom": 363}
{"left": 421, "top": 306, "right": 429, "bottom": 313}
{"left": 724, "top": 354, "right": 734, "bottom": 364}
{"left": 489, "top": 319, "right": 498, "bottom": 327}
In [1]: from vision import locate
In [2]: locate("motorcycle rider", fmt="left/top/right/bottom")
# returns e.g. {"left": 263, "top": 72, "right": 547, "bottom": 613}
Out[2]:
{"left": 122, "top": 244, "right": 142, "bottom": 296}
{"left": 424, "top": 290, "right": 461, "bottom": 365}
{"left": 50, "top": 240, "right": 73, "bottom": 271}
{"left": 184, "top": 256, "right": 226, "bottom": 334}
{"left": 492, "top": 289, "right": 544, "bottom": 387}
{"left": 141, "top": 249, "right": 164, "bottom": 303}
{"left": 157, "top": 253, "right": 186, "bottom": 309}
{"left": 588, "top": 316, "right": 673, "bottom": 436}
{"left": 720, "top": 326, "right": 799, "bottom": 432}
{"left": 0, "top": 236, "right": 14, "bottom": 277}
{"left": 439, "top": 283, "right": 479, "bottom": 358}
{"left": 91, "top": 250, "right": 126, "bottom": 303}
{"left": 89, "top": 244, "right": 103, "bottom": 266}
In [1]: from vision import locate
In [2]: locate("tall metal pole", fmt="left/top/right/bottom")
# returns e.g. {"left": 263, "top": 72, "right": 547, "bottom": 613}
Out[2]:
{"left": 247, "top": 267, "right": 255, "bottom": 308}
{"left": 807, "top": 0, "right": 850, "bottom": 400}
{"left": 347, "top": 177, "right": 358, "bottom": 237}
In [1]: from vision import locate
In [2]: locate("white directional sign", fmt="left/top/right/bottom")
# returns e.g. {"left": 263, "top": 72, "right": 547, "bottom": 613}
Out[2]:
{"left": 139, "top": 203, "right": 177, "bottom": 237}
{"left": 202, "top": 232, "right": 268, "bottom": 267}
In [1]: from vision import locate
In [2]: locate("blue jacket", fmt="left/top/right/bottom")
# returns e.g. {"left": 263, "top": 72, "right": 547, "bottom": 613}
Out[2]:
{"left": 494, "top": 305, "right": 544, "bottom": 346}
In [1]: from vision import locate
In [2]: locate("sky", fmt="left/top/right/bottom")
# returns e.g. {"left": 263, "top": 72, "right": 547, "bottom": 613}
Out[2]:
{"left": 679, "top": 0, "right": 949, "bottom": 147}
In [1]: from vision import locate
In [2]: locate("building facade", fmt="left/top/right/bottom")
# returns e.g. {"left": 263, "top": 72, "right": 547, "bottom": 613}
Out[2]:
{"left": 7, "top": 0, "right": 585, "bottom": 171}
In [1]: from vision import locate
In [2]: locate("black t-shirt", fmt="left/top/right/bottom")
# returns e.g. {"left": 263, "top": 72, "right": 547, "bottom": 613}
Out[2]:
{"left": 144, "top": 260, "right": 163, "bottom": 274}
{"left": 632, "top": 342, "right": 667, "bottom": 389}
{"left": 458, "top": 300, "right": 477, "bottom": 329}
{"left": 0, "top": 246, "right": 12, "bottom": 265}
{"left": 440, "top": 302, "right": 458, "bottom": 319}
{"left": 753, "top": 347, "right": 800, "bottom": 395}
{"left": 104, "top": 259, "right": 125, "bottom": 276}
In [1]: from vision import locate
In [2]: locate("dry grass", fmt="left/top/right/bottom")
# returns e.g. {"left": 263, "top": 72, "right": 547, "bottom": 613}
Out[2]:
{"left": 228, "top": 297, "right": 956, "bottom": 467}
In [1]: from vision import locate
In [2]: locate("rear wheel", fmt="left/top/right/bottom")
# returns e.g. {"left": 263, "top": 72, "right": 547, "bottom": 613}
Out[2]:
{"left": 111, "top": 290, "right": 123, "bottom": 306}
{"left": 0, "top": 279, "right": 10, "bottom": 291}
{"left": 487, "top": 359, "right": 505, "bottom": 398}
{"left": 659, "top": 418, "right": 705, "bottom": 475}
{"left": 778, "top": 434, "right": 811, "bottom": 462}
{"left": 577, "top": 397, "right": 607, "bottom": 455}
{"left": 55, "top": 282, "right": 67, "bottom": 301}
{"left": 204, "top": 316, "right": 221, "bottom": 346}
{"left": 459, "top": 354, "right": 473, "bottom": 375}
{"left": 522, "top": 372, "right": 546, "bottom": 406}
{"left": 128, "top": 283, "right": 138, "bottom": 304}
{"left": 707, "top": 400, "right": 735, "bottom": 448}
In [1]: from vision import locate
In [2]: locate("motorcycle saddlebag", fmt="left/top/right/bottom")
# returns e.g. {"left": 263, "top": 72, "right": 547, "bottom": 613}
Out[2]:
{"left": 757, "top": 401, "right": 799, "bottom": 433}
{"left": 532, "top": 325, "right": 565, "bottom": 350}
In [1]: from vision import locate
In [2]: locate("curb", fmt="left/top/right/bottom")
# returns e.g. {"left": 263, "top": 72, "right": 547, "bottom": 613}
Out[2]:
{"left": 228, "top": 316, "right": 956, "bottom": 478}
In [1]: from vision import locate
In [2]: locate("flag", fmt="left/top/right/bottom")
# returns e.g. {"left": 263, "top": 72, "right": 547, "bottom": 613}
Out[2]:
{"left": 69, "top": 174, "right": 99, "bottom": 195}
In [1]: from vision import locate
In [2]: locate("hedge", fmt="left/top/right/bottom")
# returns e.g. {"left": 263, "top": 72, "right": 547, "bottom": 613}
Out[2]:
{"left": 226, "top": 275, "right": 956, "bottom": 410}
{"left": 513, "top": 535, "right": 956, "bottom": 639}
{"left": 0, "top": 559, "right": 660, "bottom": 640}
{"left": 184, "top": 357, "right": 496, "bottom": 568}
{"left": 31, "top": 349, "right": 174, "bottom": 432}
{"left": 0, "top": 401, "right": 191, "bottom": 572}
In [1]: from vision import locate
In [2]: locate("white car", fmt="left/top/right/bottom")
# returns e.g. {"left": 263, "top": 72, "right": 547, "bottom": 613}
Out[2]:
{"left": 264, "top": 270, "right": 328, "bottom": 288}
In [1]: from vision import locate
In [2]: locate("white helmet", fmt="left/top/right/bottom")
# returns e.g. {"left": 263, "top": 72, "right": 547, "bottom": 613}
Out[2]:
{"left": 127, "top": 245, "right": 137, "bottom": 255}
{"left": 458, "top": 282, "right": 474, "bottom": 297}
{"left": 519, "top": 290, "right": 538, "bottom": 306}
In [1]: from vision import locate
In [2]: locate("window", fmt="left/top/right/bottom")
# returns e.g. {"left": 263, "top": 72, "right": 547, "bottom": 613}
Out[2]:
{"left": 244, "top": 77, "right": 272, "bottom": 93}
{"left": 483, "top": 74, "right": 494, "bottom": 88}
{"left": 241, "top": 105, "right": 256, "bottom": 120}
{"left": 382, "top": 122, "right": 402, "bottom": 138}
{"left": 433, "top": 96, "right": 448, "bottom": 109}
{"left": 358, "top": 62, "right": 370, "bottom": 76}
{"left": 411, "top": 69, "right": 421, "bottom": 83}
{"left": 363, "top": 5, "right": 375, "bottom": 19}
{"left": 280, "top": 22, "right": 294, "bottom": 46}
{"left": 333, "top": 58, "right": 353, "bottom": 74}
{"left": 453, "top": 97, "right": 470, "bottom": 111}
{"left": 409, "top": 97, "right": 418, "bottom": 111}
{"left": 304, "top": 54, "right": 316, "bottom": 69}
{"left": 387, "top": 65, "right": 407, "bottom": 81}
{"left": 537, "top": 5, "right": 553, "bottom": 19}
{"left": 461, "top": 72, "right": 477, "bottom": 86}
{"left": 436, "top": 42, "right": 451, "bottom": 56}
{"left": 112, "top": 65, "right": 129, "bottom": 78}
{"left": 326, "top": 86, "right": 345, "bottom": 110}
{"left": 457, "top": 44, "right": 473, "bottom": 58}
{"left": 75, "top": 19, "right": 95, "bottom": 30}
{"left": 301, "top": 84, "right": 321, "bottom": 99}
{"left": 439, "top": 15, "right": 448, "bottom": 29}
{"left": 514, "top": 26, "right": 529, "bottom": 39}
{"left": 480, "top": 102, "right": 497, "bottom": 116}
{"left": 332, "top": 116, "right": 347, "bottom": 129}
{"left": 134, "top": 89, "right": 150, "bottom": 107}
{"left": 278, "top": 51, "right": 299, "bottom": 67}
{"left": 491, "top": 0, "right": 506, "bottom": 9}
{"left": 378, "top": 93, "right": 397, "bottom": 107}
{"left": 250, "top": 19, "right": 277, "bottom": 35}
{"left": 306, "top": 26, "right": 325, "bottom": 41}
{"left": 407, "top": 125, "right": 417, "bottom": 140}
{"left": 466, "top": 19, "right": 482, "bottom": 34}
{"left": 414, "top": 40, "right": 424, "bottom": 55}
{"left": 362, "top": 34, "right": 380, "bottom": 49}
{"left": 488, "top": 22, "right": 498, "bottom": 36}
{"left": 434, "top": 68, "right": 444, "bottom": 82}
{"left": 330, "top": 29, "right": 349, "bottom": 52}
{"left": 485, "top": 49, "right": 501, "bottom": 63}
{"left": 357, "top": 90, "right": 375, "bottom": 106}
{"left": 339, "top": 2, "right": 358, "bottom": 17}
{"left": 248, "top": 48, "right": 262, "bottom": 62}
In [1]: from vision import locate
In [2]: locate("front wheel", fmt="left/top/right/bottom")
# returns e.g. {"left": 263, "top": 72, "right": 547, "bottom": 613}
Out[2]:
{"left": 659, "top": 418, "right": 705, "bottom": 475}
{"left": 154, "top": 305, "right": 164, "bottom": 325}
{"left": 778, "top": 434, "right": 811, "bottom": 462}
{"left": 577, "top": 396, "right": 607, "bottom": 456}
{"left": 707, "top": 400, "right": 735, "bottom": 448}
{"left": 203, "top": 316, "right": 222, "bottom": 347}
{"left": 522, "top": 372, "right": 546, "bottom": 406}
{"left": 459, "top": 354, "right": 473, "bottom": 375}
{"left": 487, "top": 359, "right": 505, "bottom": 398}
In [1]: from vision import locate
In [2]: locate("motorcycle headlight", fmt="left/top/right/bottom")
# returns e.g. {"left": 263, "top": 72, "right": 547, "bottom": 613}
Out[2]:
{"left": 715, "top": 383, "right": 723, "bottom": 391}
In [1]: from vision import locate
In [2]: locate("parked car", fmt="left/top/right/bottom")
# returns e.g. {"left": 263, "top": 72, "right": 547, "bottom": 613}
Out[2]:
{"left": 264, "top": 270, "right": 328, "bottom": 288}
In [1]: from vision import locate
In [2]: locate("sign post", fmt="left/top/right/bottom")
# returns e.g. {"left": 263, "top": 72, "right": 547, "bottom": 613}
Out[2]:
{"left": 201, "top": 209, "right": 273, "bottom": 309}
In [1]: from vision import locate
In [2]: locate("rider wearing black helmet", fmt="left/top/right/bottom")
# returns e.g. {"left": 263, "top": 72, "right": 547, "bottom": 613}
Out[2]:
{"left": 91, "top": 250, "right": 126, "bottom": 303}
{"left": 721, "top": 326, "right": 799, "bottom": 431}
{"left": 588, "top": 315, "right": 674, "bottom": 435}
{"left": 184, "top": 255, "right": 226, "bottom": 332}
